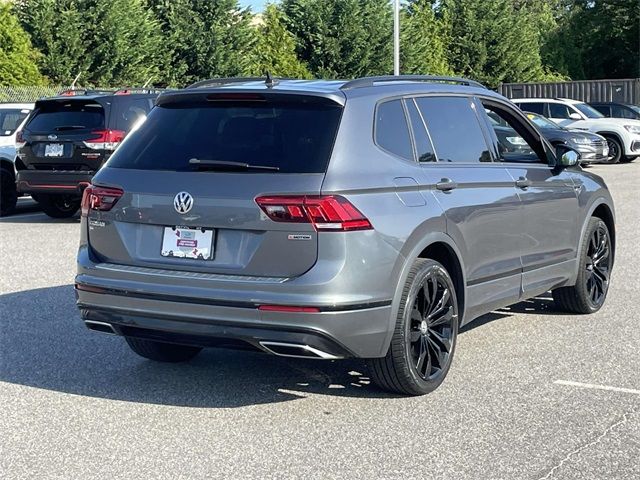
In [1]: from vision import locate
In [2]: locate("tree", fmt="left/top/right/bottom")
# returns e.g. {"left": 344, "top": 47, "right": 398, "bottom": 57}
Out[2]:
{"left": 281, "top": 0, "right": 393, "bottom": 79}
{"left": 248, "top": 4, "right": 311, "bottom": 78}
{"left": 400, "top": 0, "right": 451, "bottom": 75}
{"left": 0, "top": 3, "right": 46, "bottom": 86}
{"left": 149, "top": 0, "right": 256, "bottom": 86}
{"left": 17, "top": 0, "right": 164, "bottom": 86}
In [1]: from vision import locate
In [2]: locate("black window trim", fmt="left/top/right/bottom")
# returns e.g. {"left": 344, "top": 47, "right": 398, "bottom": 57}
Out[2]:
{"left": 402, "top": 97, "right": 439, "bottom": 164}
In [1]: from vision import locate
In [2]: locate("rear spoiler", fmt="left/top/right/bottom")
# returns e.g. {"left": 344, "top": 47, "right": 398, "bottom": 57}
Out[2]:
{"left": 155, "top": 89, "right": 346, "bottom": 107}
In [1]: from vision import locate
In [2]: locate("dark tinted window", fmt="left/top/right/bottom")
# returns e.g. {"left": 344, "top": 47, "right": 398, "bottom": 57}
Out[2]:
{"left": 26, "top": 101, "right": 104, "bottom": 132}
{"left": 416, "top": 96, "right": 490, "bottom": 163}
{"left": 375, "top": 99, "right": 413, "bottom": 160}
{"left": 405, "top": 99, "right": 435, "bottom": 162}
{"left": 590, "top": 104, "right": 610, "bottom": 116}
{"left": 517, "top": 102, "right": 544, "bottom": 114}
{"left": 612, "top": 105, "right": 636, "bottom": 119}
{"left": 548, "top": 103, "right": 572, "bottom": 119}
{"left": 0, "top": 109, "right": 30, "bottom": 136}
{"left": 114, "top": 97, "right": 153, "bottom": 131}
{"left": 107, "top": 101, "right": 343, "bottom": 173}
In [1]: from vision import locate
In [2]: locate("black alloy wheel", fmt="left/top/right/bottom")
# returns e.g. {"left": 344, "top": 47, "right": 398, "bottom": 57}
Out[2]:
{"left": 584, "top": 222, "right": 611, "bottom": 309}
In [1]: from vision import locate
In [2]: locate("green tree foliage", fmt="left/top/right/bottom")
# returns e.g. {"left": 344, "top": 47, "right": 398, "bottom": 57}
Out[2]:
{"left": 400, "top": 0, "right": 451, "bottom": 75}
{"left": 0, "top": 3, "right": 46, "bottom": 86}
{"left": 149, "top": 0, "right": 255, "bottom": 86}
{"left": 247, "top": 4, "right": 311, "bottom": 78}
{"left": 18, "top": 0, "right": 164, "bottom": 86}
{"left": 281, "top": 0, "right": 393, "bottom": 78}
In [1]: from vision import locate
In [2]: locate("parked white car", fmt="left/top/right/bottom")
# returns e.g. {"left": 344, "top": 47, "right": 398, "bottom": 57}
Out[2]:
{"left": 512, "top": 98, "right": 640, "bottom": 163}
{"left": 0, "top": 103, "right": 34, "bottom": 215}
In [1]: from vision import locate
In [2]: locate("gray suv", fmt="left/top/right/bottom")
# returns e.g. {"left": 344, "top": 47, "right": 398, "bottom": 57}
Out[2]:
{"left": 75, "top": 76, "right": 615, "bottom": 396}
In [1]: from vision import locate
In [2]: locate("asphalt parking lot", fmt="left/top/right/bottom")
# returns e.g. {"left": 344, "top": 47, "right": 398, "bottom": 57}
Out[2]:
{"left": 1, "top": 163, "right": 639, "bottom": 480}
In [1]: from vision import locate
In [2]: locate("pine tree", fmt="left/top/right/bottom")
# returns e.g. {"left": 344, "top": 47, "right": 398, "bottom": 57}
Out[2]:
{"left": 0, "top": 3, "right": 46, "bottom": 86}
{"left": 248, "top": 4, "right": 311, "bottom": 78}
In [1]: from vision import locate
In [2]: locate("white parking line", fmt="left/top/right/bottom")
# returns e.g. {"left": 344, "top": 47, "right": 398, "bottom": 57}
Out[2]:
{"left": 554, "top": 380, "right": 640, "bottom": 396}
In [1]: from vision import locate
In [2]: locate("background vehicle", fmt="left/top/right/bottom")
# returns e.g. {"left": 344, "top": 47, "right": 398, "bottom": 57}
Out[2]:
{"left": 0, "top": 103, "right": 33, "bottom": 216}
{"left": 76, "top": 76, "right": 615, "bottom": 396}
{"left": 15, "top": 89, "right": 159, "bottom": 218}
{"left": 589, "top": 102, "right": 640, "bottom": 120}
{"left": 523, "top": 112, "right": 610, "bottom": 164}
{"left": 512, "top": 98, "right": 640, "bottom": 163}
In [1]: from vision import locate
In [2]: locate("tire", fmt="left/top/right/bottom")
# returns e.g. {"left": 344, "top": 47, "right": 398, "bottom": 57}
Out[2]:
{"left": 367, "top": 259, "right": 459, "bottom": 396}
{"left": 36, "top": 193, "right": 81, "bottom": 218}
{"left": 125, "top": 336, "right": 202, "bottom": 362}
{"left": 552, "top": 217, "right": 612, "bottom": 314}
{"left": 0, "top": 167, "right": 17, "bottom": 217}
{"left": 603, "top": 136, "right": 622, "bottom": 164}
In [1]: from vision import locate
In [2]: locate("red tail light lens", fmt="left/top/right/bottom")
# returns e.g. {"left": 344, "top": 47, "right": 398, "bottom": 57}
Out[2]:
{"left": 81, "top": 185, "right": 123, "bottom": 216}
{"left": 255, "top": 195, "right": 372, "bottom": 231}
{"left": 83, "top": 129, "right": 126, "bottom": 151}
{"left": 15, "top": 130, "right": 25, "bottom": 149}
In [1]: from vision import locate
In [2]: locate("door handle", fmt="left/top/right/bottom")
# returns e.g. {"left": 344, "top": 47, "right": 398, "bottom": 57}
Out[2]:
{"left": 436, "top": 178, "right": 458, "bottom": 191}
{"left": 515, "top": 177, "right": 532, "bottom": 189}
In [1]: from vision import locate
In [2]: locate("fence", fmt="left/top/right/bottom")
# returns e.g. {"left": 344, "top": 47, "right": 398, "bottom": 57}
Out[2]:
{"left": 0, "top": 85, "right": 70, "bottom": 103}
{"left": 498, "top": 78, "right": 640, "bottom": 104}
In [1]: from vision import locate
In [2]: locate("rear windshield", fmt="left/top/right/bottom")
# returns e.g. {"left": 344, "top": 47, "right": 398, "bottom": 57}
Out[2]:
{"left": 106, "top": 101, "right": 343, "bottom": 173}
{"left": 1, "top": 108, "right": 30, "bottom": 136}
{"left": 26, "top": 101, "right": 105, "bottom": 133}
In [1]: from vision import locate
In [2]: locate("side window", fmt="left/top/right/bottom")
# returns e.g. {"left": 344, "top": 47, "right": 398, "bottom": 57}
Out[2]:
{"left": 375, "top": 99, "right": 413, "bottom": 160}
{"left": 612, "top": 105, "right": 634, "bottom": 119}
{"left": 405, "top": 99, "right": 436, "bottom": 162}
{"left": 482, "top": 103, "right": 545, "bottom": 164}
{"left": 548, "top": 103, "right": 572, "bottom": 119}
{"left": 518, "top": 102, "right": 544, "bottom": 115}
{"left": 114, "top": 98, "right": 153, "bottom": 132}
{"left": 591, "top": 104, "right": 610, "bottom": 116}
{"left": 416, "top": 96, "right": 490, "bottom": 163}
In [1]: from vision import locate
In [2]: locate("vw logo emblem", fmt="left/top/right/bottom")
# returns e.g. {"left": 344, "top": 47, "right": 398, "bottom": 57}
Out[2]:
{"left": 47, "top": 134, "right": 58, "bottom": 141}
{"left": 173, "top": 191, "right": 194, "bottom": 214}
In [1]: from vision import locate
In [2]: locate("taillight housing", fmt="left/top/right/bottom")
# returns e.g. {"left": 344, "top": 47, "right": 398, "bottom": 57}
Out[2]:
{"left": 15, "top": 130, "right": 25, "bottom": 149}
{"left": 255, "top": 195, "right": 372, "bottom": 231}
{"left": 83, "top": 129, "right": 126, "bottom": 151}
{"left": 81, "top": 185, "right": 123, "bottom": 216}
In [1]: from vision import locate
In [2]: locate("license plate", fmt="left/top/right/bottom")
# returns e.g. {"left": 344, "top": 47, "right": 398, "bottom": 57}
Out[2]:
{"left": 161, "top": 226, "right": 214, "bottom": 260}
{"left": 44, "top": 143, "right": 64, "bottom": 157}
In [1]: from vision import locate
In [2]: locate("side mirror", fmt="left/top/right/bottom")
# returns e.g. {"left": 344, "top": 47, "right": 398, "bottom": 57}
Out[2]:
{"left": 556, "top": 145, "right": 580, "bottom": 167}
{"left": 569, "top": 112, "right": 582, "bottom": 121}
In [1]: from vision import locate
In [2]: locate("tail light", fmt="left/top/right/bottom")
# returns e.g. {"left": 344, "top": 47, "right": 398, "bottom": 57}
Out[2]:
{"left": 15, "top": 130, "right": 25, "bottom": 149}
{"left": 255, "top": 195, "right": 372, "bottom": 231}
{"left": 83, "top": 129, "right": 126, "bottom": 151}
{"left": 81, "top": 185, "right": 123, "bottom": 216}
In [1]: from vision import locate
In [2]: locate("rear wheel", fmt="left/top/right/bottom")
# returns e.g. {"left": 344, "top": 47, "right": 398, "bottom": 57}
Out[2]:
{"left": 552, "top": 217, "right": 612, "bottom": 313}
{"left": 368, "top": 259, "right": 458, "bottom": 396}
{"left": 603, "top": 136, "right": 622, "bottom": 164}
{"left": 36, "top": 193, "right": 81, "bottom": 218}
{"left": 0, "top": 167, "right": 17, "bottom": 216}
{"left": 125, "top": 336, "right": 202, "bottom": 362}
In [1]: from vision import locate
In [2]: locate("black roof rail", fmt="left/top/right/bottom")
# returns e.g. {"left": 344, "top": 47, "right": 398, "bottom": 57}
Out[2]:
{"left": 340, "top": 75, "right": 486, "bottom": 90}
{"left": 186, "top": 76, "right": 299, "bottom": 89}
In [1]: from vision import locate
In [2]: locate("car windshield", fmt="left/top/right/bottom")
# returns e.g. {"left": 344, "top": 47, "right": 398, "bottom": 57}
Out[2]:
{"left": 0, "top": 108, "right": 30, "bottom": 136}
{"left": 573, "top": 103, "right": 605, "bottom": 119}
{"left": 525, "top": 112, "right": 562, "bottom": 130}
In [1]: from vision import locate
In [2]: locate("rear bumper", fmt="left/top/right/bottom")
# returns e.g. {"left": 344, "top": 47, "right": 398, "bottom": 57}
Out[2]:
{"left": 16, "top": 169, "right": 93, "bottom": 195}
{"left": 76, "top": 284, "right": 392, "bottom": 359}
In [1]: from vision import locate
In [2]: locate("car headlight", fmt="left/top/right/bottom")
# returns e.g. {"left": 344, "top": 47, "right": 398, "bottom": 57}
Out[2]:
{"left": 570, "top": 136, "right": 591, "bottom": 145}
{"left": 624, "top": 125, "right": 640, "bottom": 135}
{"left": 506, "top": 136, "right": 527, "bottom": 145}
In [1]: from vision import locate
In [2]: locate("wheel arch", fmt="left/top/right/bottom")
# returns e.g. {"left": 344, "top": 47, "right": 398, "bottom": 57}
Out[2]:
{"left": 575, "top": 199, "right": 616, "bottom": 279}
{"left": 0, "top": 157, "right": 15, "bottom": 178}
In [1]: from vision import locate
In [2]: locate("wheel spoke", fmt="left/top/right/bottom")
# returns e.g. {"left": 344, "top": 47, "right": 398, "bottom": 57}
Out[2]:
{"left": 428, "top": 287, "right": 450, "bottom": 318}
{"left": 429, "top": 305, "right": 453, "bottom": 327}
{"left": 429, "top": 328, "right": 451, "bottom": 354}
{"left": 410, "top": 308, "right": 422, "bottom": 324}
{"left": 416, "top": 336, "right": 430, "bottom": 375}
{"left": 427, "top": 335, "right": 443, "bottom": 369}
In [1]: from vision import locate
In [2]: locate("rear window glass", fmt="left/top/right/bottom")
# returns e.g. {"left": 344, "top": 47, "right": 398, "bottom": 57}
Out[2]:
{"left": 517, "top": 102, "right": 544, "bottom": 115}
{"left": 374, "top": 99, "right": 413, "bottom": 160}
{"left": 0, "top": 109, "right": 30, "bottom": 136}
{"left": 107, "top": 101, "right": 343, "bottom": 173}
{"left": 113, "top": 97, "right": 153, "bottom": 132}
{"left": 26, "top": 101, "right": 104, "bottom": 133}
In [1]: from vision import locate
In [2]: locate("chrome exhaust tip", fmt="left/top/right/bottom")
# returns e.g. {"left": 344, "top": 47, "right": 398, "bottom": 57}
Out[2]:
{"left": 259, "top": 341, "right": 340, "bottom": 360}
{"left": 84, "top": 320, "right": 117, "bottom": 335}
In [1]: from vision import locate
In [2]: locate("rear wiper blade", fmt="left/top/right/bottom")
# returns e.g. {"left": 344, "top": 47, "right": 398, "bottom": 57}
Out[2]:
{"left": 188, "top": 158, "right": 280, "bottom": 171}
{"left": 54, "top": 125, "right": 87, "bottom": 131}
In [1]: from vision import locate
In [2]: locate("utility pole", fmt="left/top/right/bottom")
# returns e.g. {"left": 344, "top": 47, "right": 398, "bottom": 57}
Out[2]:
{"left": 393, "top": 0, "right": 400, "bottom": 76}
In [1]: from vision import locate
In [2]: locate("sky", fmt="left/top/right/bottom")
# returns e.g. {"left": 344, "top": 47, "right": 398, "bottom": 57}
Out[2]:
{"left": 239, "top": 0, "right": 268, "bottom": 11}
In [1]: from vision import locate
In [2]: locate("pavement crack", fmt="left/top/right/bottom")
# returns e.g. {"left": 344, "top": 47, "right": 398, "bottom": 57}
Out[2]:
{"left": 536, "top": 407, "right": 638, "bottom": 480}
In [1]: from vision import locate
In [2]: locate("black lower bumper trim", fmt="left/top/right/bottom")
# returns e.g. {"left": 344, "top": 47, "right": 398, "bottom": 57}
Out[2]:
{"left": 16, "top": 170, "right": 94, "bottom": 194}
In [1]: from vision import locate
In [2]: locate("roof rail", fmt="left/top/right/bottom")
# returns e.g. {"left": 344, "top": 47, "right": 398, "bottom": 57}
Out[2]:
{"left": 187, "top": 77, "right": 269, "bottom": 89}
{"left": 340, "top": 75, "right": 486, "bottom": 90}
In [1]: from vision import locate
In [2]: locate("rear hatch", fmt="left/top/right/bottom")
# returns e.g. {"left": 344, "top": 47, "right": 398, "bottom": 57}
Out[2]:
{"left": 86, "top": 91, "right": 344, "bottom": 277}
{"left": 21, "top": 98, "right": 112, "bottom": 172}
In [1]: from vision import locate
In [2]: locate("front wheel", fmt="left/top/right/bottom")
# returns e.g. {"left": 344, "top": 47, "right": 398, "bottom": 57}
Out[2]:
{"left": 367, "top": 259, "right": 459, "bottom": 396}
{"left": 125, "top": 336, "right": 203, "bottom": 362}
{"left": 552, "top": 217, "right": 612, "bottom": 313}
{"left": 36, "top": 193, "right": 81, "bottom": 218}
{"left": 603, "top": 136, "right": 622, "bottom": 164}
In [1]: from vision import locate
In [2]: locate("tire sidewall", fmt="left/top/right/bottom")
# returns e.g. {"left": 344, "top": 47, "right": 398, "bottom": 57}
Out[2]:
{"left": 575, "top": 218, "right": 611, "bottom": 313}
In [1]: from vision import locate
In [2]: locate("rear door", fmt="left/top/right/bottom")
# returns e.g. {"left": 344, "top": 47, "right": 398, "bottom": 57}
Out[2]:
{"left": 410, "top": 95, "right": 523, "bottom": 319}
{"left": 87, "top": 92, "right": 344, "bottom": 277}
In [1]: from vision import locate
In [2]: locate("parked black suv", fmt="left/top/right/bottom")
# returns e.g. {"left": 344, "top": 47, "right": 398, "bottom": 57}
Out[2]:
{"left": 589, "top": 102, "right": 640, "bottom": 120}
{"left": 16, "top": 89, "right": 160, "bottom": 217}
